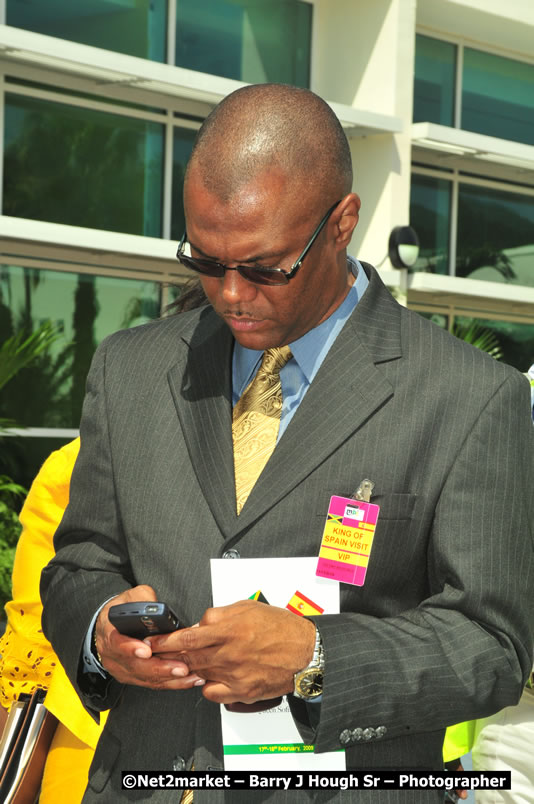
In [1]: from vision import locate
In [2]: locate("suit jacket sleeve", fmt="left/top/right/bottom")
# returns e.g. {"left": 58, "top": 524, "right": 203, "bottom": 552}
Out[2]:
{"left": 41, "top": 338, "right": 133, "bottom": 715}
{"left": 292, "top": 368, "right": 534, "bottom": 753}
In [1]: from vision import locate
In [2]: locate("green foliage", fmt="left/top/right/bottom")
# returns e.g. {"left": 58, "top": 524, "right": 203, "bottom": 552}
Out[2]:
{"left": 0, "top": 320, "right": 59, "bottom": 390}
{"left": 0, "top": 477, "right": 26, "bottom": 497}
{"left": 456, "top": 246, "right": 516, "bottom": 282}
{"left": 0, "top": 477, "right": 26, "bottom": 612}
{"left": 0, "top": 322, "right": 61, "bottom": 613}
{"left": 0, "top": 316, "right": 69, "bottom": 440}
{"left": 0, "top": 344, "right": 74, "bottom": 430}
{"left": 4, "top": 102, "right": 160, "bottom": 236}
{"left": 452, "top": 320, "right": 503, "bottom": 360}
{"left": 0, "top": 321, "right": 60, "bottom": 430}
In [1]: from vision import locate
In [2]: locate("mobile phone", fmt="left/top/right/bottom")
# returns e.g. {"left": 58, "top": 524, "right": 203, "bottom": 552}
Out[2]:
{"left": 108, "top": 601, "right": 180, "bottom": 639}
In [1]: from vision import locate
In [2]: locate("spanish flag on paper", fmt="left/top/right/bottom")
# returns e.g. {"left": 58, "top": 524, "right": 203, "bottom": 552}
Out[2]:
{"left": 286, "top": 590, "right": 324, "bottom": 617}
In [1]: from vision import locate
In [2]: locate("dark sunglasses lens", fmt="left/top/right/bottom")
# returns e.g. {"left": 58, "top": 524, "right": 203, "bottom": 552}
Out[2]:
{"left": 178, "top": 254, "right": 288, "bottom": 285}
{"left": 239, "top": 267, "right": 288, "bottom": 286}
{"left": 178, "top": 256, "right": 224, "bottom": 278}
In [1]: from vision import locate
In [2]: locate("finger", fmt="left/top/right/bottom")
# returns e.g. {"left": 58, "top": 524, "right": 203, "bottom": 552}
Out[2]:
{"left": 107, "top": 627, "right": 154, "bottom": 660}
{"left": 111, "top": 669, "right": 205, "bottom": 690}
{"left": 118, "top": 628, "right": 156, "bottom": 654}
{"left": 151, "top": 651, "right": 193, "bottom": 664}
{"left": 201, "top": 681, "right": 242, "bottom": 704}
{"left": 126, "top": 584, "right": 158, "bottom": 602}
{"left": 111, "top": 630, "right": 193, "bottom": 672}
{"left": 149, "top": 623, "right": 221, "bottom": 654}
{"left": 104, "top": 585, "right": 157, "bottom": 619}
{"left": 104, "top": 651, "right": 205, "bottom": 688}
{"left": 99, "top": 623, "right": 191, "bottom": 676}
{"left": 96, "top": 586, "right": 159, "bottom": 663}
{"left": 110, "top": 653, "right": 187, "bottom": 679}
{"left": 96, "top": 585, "right": 158, "bottom": 640}
{"left": 200, "top": 680, "right": 278, "bottom": 705}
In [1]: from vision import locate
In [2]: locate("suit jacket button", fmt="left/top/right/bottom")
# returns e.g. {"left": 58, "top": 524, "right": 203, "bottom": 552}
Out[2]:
{"left": 362, "top": 728, "right": 375, "bottom": 741}
{"left": 375, "top": 726, "right": 387, "bottom": 739}
{"left": 222, "top": 549, "right": 240, "bottom": 559}
{"left": 339, "top": 729, "right": 352, "bottom": 745}
{"left": 172, "top": 756, "right": 186, "bottom": 771}
{"left": 351, "top": 728, "right": 363, "bottom": 742}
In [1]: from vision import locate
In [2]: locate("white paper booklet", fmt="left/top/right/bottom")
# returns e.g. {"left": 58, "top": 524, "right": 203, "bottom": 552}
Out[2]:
{"left": 210, "top": 557, "right": 345, "bottom": 771}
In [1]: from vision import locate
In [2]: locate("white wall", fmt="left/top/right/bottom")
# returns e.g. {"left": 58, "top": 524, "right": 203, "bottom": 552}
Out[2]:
{"left": 312, "top": 0, "right": 417, "bottom": 264}
{"left": 417, "top": 0, "right": 534, "bottom": 59}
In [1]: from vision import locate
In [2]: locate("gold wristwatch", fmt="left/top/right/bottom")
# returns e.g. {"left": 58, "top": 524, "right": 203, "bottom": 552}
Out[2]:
{"left": 293, "top": 627, "right": 324, "bottom": 700}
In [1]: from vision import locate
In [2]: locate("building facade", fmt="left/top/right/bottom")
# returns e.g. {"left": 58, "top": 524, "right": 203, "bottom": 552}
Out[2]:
{"left": 1, "top": 0, "right": 533, "bottom": 483}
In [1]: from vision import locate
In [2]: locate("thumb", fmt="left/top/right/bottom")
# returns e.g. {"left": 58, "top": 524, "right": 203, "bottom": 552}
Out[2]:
{"left": 122, "top": 585, "right": 158, "bottom": 603}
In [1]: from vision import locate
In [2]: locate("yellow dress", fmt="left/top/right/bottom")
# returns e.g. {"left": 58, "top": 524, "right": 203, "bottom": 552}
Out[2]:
{"left": 0, "top": 438, "right": 107, "bottom": 803}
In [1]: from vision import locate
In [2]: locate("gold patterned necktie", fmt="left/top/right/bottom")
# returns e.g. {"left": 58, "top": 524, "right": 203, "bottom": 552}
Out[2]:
{"left": 180, "top": 350, "right": 292, "bottom": 800}
{"left": 180, "top": 349, "right": 291, "bottom": 801}
{"left": 232, "top": 346, "right": 293, "bottom": 515}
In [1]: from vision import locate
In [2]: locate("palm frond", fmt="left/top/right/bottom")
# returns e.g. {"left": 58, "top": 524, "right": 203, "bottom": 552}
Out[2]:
{"left": 452, "top": 321, "right": 503, "bottom": 360}
{"left": 0, "top": 475, "right": 26, "bottom": 497}
{"left": 0, "top": 321, "right": 61, "bottom": 391}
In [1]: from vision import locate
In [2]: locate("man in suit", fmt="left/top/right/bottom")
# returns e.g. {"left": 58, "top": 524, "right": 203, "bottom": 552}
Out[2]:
{"left": 41, "top": 84, "right": 534, "bottom": 802}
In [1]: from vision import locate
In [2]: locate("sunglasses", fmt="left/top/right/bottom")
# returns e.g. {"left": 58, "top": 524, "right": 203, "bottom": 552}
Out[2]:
{"left": 176, "top": 200, "right": 340, "bottom": 286}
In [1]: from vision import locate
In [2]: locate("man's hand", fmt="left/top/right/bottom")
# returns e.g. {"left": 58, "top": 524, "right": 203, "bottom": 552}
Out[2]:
{"left": 147, "top": 599, "right": 316, "bottom": 704}
{"left": 94, "top": 585, "right": 204, "bottom": 690}
{"left": 444, "top": 760, "right": 468, "bottom": 801}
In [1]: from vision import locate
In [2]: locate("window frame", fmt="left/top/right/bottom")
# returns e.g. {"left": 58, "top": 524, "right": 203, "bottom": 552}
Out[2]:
{"left": 0, "top": 247, "right": 190, "bottom": 437}
{"left": 173, "top": 0, "right": 315, "bottom": 88}
{"left": 415, "top": 28, "right": 534, "bottom": 132}
{"left": 412, "top": 163, "right": 534, "bottom": 278}
{"left": 1, "top": 70, "right": 201, "bottom": 240}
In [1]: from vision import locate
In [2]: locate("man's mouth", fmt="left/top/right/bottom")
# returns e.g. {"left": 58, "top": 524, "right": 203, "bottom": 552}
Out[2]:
{"left": 224, "top": 312, "right": 264, "bottom": 331}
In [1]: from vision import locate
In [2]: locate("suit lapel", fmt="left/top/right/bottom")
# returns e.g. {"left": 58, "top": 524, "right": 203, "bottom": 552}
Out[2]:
{"left": 167, "top": 308, "right": 238, "bottom": 538}
{"left": 234, "top": 265, "right": 402, "bottom": 532}
{"left": 167, "top": 266, "right": 403, "bottom": 540}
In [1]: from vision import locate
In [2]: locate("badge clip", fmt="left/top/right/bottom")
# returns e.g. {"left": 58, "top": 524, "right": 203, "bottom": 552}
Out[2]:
{"left": 352, "top": 478, "right": 375, "bottom": 503}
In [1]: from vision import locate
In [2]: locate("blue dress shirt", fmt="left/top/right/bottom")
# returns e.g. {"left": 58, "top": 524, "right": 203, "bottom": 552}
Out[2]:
{"left": 232, "top": 256, "right": 368, "bottom": 440}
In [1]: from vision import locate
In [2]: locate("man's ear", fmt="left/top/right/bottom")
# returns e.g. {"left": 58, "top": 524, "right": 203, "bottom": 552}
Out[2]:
{"left": 334, "top": 193, "right": 360, "bottom": 249}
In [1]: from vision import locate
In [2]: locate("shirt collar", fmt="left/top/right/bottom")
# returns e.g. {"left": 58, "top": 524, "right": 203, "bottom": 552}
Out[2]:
{"left": 233, "top": 257, "right": 368, "bottom": 396}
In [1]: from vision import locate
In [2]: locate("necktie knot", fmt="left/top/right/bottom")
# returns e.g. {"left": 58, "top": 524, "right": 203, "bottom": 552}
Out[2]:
{"left": 260, "top": 346, "right": 293, "bottom": 376}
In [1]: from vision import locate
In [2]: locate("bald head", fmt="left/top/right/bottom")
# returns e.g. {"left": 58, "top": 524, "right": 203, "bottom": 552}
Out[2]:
{"left": 185, "top": 84, "right": 353, "bottom": 207}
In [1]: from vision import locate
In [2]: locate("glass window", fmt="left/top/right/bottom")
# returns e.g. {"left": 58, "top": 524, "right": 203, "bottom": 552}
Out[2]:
{"left": 0, "top": 264, "right": 161, "bottom": 428}
{"left": 175, "top": 0, "right": 311, "bottom": 87}
{"left": 456, "top": 184, "right": 534, "bottom": 286}
{"left": 171, "top": 127, "right": 198, "bottom": 242}
{"left": 409, "top": 174, "right": 451, "bottom": 274}
{"left": 6, "top": 0, "right": 166, "bottom": 62}
{"left": 413, "top": 35, "right": 456, "bottom": 126}
{"left": 453, "top": 316, "right": 534, "bottom": 373}
{"left": 462, "top": 48, "right": 534, "bottom": 146}
{"left": 3, "top": 94, "right": 164, "bottom": 237}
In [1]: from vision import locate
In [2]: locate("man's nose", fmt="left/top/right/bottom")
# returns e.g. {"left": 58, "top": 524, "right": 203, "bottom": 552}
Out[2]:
{"left": 221, "top": 268, "right": 258, "bottom": 304}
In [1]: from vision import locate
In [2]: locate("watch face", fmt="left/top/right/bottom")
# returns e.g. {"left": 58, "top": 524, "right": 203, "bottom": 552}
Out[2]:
{"left": 296, "top": 669, "right": 323, "bottom": 698}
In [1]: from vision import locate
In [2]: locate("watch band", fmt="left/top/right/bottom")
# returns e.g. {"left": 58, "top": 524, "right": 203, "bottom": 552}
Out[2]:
{"left": 293, "top": 626, "right": 324, "bottom": 700}
{"left": 92, "top": 626, "right": 104, "bottom": 667}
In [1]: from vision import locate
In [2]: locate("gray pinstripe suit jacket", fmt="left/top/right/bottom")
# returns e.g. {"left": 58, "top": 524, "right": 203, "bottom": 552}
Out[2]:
{"left": 41, "top": 264, "right": 534, "bottom": 803}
